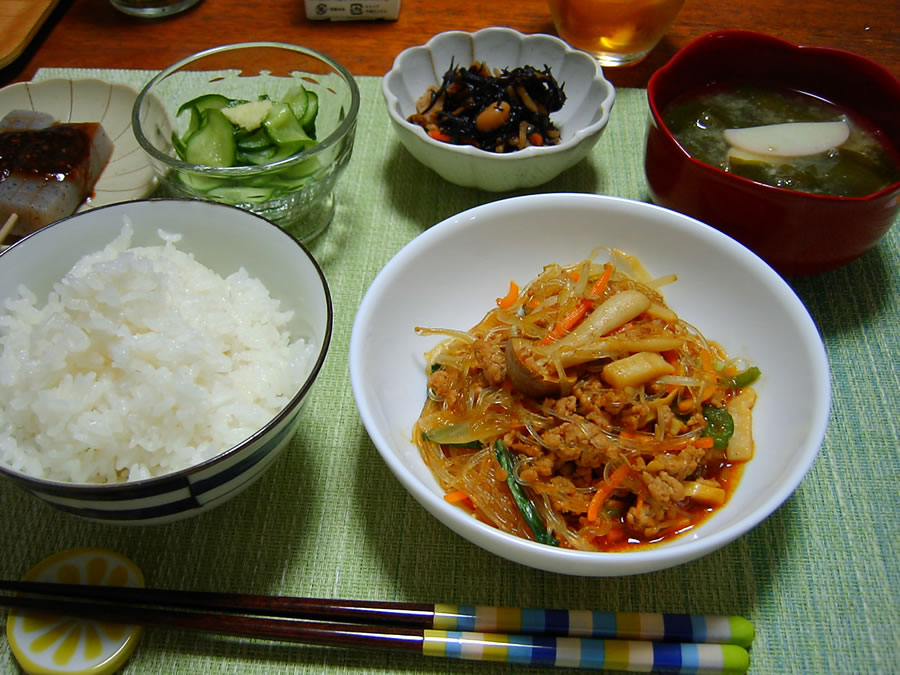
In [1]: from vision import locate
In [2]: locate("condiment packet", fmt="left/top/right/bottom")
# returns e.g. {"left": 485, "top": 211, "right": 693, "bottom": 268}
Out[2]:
{"left": 305, "top": 0, "right": 400, "bottom": 21}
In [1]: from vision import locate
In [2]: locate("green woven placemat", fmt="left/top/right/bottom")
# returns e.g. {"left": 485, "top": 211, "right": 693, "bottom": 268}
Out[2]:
{"left": 0, "top": 68, "right": 897, "bottom": 674}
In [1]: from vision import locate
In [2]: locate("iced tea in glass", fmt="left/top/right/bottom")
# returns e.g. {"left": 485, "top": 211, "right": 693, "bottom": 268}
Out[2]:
{"left": 548, "top": 0, "right": 685, "bottom": 66}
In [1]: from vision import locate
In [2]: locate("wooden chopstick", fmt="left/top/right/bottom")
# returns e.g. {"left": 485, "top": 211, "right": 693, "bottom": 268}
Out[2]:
{"left": 0, "top": 581, "right": 753, "bottom": 673}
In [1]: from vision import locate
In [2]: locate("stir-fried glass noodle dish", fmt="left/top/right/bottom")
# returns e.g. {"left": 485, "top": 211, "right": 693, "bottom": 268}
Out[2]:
{"left": 414, "top": 251, "right": 760, "bottom": 552}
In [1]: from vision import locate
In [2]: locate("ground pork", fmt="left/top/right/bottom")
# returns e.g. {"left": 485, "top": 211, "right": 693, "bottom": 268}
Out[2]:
{"left": 472, "top": 336, "right": 506, "bottom": 386}
{"left": 645, "top": 444, "right": 706, "bottom": 480}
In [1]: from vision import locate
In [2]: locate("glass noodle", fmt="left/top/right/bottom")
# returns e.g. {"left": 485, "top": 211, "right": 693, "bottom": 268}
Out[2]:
{"left": 414, "top": 249, "right": 759, "bottom": 552}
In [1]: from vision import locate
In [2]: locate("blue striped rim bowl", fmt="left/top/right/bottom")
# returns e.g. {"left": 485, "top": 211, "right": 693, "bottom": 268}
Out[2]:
{"left": 0, "top": 199, "right": 332, "bottom": 524}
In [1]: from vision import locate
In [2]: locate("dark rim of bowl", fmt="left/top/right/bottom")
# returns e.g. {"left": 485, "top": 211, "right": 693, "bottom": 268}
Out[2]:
{"left": 0, "top": 198, "right": 334, "bottom": 494}
{"left": 132, "top": 41, "right": 361, "bottom": 175}
{"left": 647, "top": 30, "right": 900, "bottom": 203}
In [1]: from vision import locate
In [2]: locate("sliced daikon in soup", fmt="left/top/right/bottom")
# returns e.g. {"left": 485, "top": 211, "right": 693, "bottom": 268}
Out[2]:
{"left": 723, "top": 120, "right": 850, "bottom": 158}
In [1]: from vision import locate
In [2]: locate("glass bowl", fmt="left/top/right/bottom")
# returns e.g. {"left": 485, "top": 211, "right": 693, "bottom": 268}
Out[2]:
{"left": 132, "top": 42, "right": 360, "bottom": 243}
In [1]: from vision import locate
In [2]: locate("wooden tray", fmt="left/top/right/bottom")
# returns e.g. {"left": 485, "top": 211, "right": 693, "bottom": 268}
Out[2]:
{"left": 0, "top": 0, "right": 62, "bottom": 69}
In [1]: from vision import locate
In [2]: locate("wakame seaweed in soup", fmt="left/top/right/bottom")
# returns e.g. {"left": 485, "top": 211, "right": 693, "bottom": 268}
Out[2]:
{"left": 662, "top": 82, "right": 900, "bottom": 197}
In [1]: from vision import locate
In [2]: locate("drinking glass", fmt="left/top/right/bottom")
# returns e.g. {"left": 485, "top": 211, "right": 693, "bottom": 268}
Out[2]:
{"left": 547, "top": 0, "right": 685, "bottom": 67}
{"left": 109, "top": 0, "right": 203, "bottom": 18}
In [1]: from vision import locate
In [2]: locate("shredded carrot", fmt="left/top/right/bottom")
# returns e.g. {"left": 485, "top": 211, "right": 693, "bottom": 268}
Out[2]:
{"left": 528, "top": 132, "right": 544, "bottom": 146}
{"left": 428, "top": 129, "right": 452, "bottom": 142}
{"left": 540, "top": 303, "right": 589, "bottom": 344}
{"left": 693, "top": 436, "right": 715, "bottom": 449}
{"left": 678, "top": 398, "right": 695, "bottom": 413}
{"left": 496, "top": 280, "right": 519, "bottom": 309}
{"left": 591, "top": 263, "right": 614, "bottom": 297}
{"left": 662, "top": 349, "right": 680, "bottom": 365}
{"left": 587, "top": 463, "right": 632, "bottom": 522}
{"left": 444, "top": 489, "right": 471, "bottom": 504}
{"left": 540, "top": 263, "right": 614, "bottom": 345}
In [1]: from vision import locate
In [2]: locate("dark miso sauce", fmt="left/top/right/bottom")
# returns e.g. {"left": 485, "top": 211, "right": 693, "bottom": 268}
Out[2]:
{"left": 0, "top": 125, "right": 94, "bottom": 182}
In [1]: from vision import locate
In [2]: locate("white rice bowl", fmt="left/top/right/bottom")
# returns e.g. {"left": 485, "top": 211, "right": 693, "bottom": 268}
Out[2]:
{"left": 0, "top": 223, "right": 314, "bottom": 484}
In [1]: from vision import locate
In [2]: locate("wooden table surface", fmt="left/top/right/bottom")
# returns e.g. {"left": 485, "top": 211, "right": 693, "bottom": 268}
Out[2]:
{"left": 1, "top": 0, "right": 897, "bottom": 88}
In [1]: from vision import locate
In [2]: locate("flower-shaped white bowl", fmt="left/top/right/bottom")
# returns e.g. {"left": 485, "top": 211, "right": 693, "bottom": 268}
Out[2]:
{"left": 382, "top": 28, "right": 616, "bottom": 192}
{"left": 350, "top": 193, "right": 829, "bottom": 576}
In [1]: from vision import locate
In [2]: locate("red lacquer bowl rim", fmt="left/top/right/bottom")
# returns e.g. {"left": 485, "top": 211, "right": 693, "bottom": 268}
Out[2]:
{"left": 646, "top": 29, "right": 900, "bottom": 203}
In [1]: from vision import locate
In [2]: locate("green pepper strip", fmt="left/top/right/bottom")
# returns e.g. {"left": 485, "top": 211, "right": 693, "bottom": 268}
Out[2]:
{"left": 422, "top": 432, "right": 482, "bottom": 450}
{"left": 495, "top": 440, "right": 559, "bottom": 547}
{"left": 728, "top": 366, "right": 761, "bottom": 390}
{"left": 701, "top": 405, "right": 735, "bottom": 450}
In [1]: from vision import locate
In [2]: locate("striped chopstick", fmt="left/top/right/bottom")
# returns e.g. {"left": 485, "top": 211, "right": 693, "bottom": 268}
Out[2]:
{"left": 0, "top": 580, "right": 752, "bottom": 673}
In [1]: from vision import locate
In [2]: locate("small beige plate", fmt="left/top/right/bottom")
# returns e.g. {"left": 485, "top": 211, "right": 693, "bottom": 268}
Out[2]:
{"left": 0, "top": 78, "right": 158, "bottom": 211}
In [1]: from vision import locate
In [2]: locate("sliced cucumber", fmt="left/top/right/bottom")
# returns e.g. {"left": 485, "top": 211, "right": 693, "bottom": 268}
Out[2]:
{"left": 263, "top": 102, "right": 315, "bottom": 146}
{"left": 207, "top": 185, "right": 275, "bottom": 203}
{"left": 176, "top": 171, "right": 227, "bottom": 192}
{"left": 284, "top": 86, "right": 309, "bottom": 122}
{"left": 171, "top": 85, "right": 323, "bottom": 204}
{"left": 184, "top": 109, "right": 236, "bottom": 167}
{"left": 235, "top": 127, "right": 274, "bottom": 151}
{"left": 177, "top": 93, "right": 232, "bottom": 117}
{"left": 299, "top": 91, "right": 318, "bottom": 137}
{"left": 237, "top": 146, "right": 279, "bottom": 166}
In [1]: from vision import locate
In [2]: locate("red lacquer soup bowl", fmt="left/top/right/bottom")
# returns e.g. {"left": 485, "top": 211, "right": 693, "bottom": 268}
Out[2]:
{"left": 645, "top": 30, "right": 900, "bottom": 276}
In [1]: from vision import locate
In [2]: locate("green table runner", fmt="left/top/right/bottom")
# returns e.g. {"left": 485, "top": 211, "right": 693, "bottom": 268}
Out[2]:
{"left": 0, "top": 69, "right": 897, "bottom": 674}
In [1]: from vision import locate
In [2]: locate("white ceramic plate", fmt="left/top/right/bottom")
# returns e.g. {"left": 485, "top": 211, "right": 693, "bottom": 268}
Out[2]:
{"left": 350, "top": 193, "right": 830, "bottom": 576}
{"left": 0, "top": 79, "right": 157, "bottom": 210}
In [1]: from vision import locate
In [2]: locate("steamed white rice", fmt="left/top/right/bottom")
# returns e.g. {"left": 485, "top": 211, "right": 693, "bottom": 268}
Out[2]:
{"left": 0, "top": 224, "right": 315, "bottom": 484}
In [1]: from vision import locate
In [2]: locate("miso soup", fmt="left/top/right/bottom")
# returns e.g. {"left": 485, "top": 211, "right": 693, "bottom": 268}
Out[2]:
{"left": 662, "top": 83, "right": 900, "bottom": 197}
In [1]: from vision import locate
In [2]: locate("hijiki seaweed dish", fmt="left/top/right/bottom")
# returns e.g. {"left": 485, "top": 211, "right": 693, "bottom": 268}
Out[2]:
{"left": 407, "top": 61, "right": 566, "bottom": 153}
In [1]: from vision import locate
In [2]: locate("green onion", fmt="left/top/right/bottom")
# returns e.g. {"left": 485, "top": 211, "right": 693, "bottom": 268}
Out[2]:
{"left": 495, "top": 440, "right": 559, "bottom": 547}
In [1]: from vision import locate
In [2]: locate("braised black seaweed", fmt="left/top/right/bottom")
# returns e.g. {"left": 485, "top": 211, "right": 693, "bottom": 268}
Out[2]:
{"left": 407, "top": 61, "right": 566, "bottom": 153}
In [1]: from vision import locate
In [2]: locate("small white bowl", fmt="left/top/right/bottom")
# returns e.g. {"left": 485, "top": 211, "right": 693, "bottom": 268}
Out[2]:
{"left": 382, "top": 28, "right": 616, "bottom": 191}
{"left": 0, "top": 199, "right": 332, "bottom": 524}
{"left": 350, "top": 193, "right": 829, "bottom": 576}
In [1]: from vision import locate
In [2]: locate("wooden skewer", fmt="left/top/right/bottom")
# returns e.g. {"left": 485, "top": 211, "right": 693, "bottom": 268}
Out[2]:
{"left": 0, "top": 213, "right": 17, "bottom": 246}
